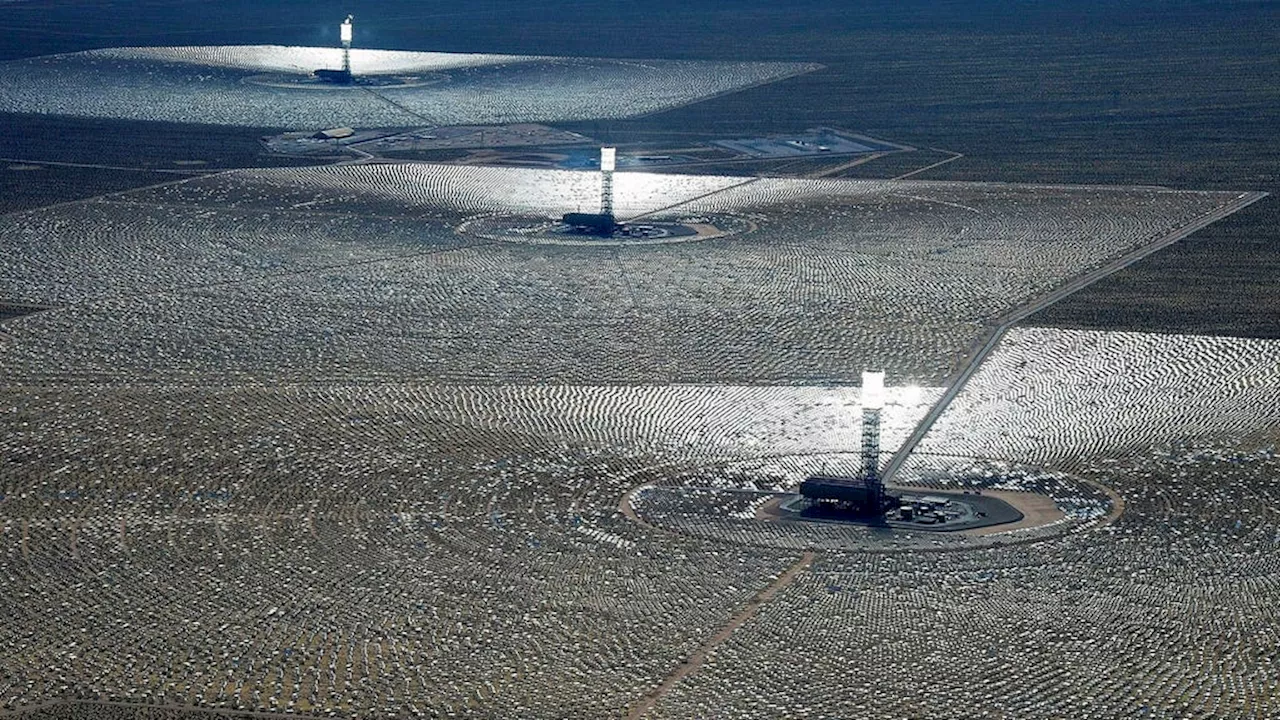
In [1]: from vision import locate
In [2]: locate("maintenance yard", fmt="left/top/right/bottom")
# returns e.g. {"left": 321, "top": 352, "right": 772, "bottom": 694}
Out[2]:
{"left": 713, "top": 128, "right": 907, "bottom": 158}
{"left": 263, "top": 124, "right": 594, "bottom": 159}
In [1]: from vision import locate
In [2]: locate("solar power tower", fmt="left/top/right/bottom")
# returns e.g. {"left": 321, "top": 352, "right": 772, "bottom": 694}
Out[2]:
{"left": 861, "top": 370, "right": 886, "bottom": 507}
{"left": 340, "top": 15, "right": 354, "bottom": 74}
{"left": 600, "top": 147, "right": 616, "bottom": 217}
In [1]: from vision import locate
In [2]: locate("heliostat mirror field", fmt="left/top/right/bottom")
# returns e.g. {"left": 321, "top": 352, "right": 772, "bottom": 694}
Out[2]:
{"left": 0, "top": 163, "right": 1254, "bottom": 385}
{"left": 0, "top": 33, "right": 1276, "bottom": 720}
{"left": 0, "top": 46, "right": 818, "bottom": 128}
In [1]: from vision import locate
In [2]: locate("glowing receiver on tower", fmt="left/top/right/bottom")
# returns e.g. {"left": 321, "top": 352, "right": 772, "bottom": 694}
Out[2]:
{"left": 340, "top": 15, "right": 354, "bottom": 46}
{"left": 861, "top": 370, "right": 886, "bottom": 410}
{"left": 600, "top": 146, "right": 617, "bottom": 173}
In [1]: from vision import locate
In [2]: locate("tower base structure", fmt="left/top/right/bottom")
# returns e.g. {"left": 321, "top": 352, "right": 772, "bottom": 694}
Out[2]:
{"left": 561, "top": 212, "right": 619, "bottom": 235}
{"left": 798, "top": 474, "right": 896, "bottom": 517}
{"left": 313, "top": 68, "right": 355, "bottom": 85}
{"left": 781, "top": 483, "right": 1022, "bottom": 531}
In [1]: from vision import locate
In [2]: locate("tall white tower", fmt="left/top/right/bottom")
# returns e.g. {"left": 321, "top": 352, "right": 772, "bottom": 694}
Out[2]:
{"left": 340, "top": 15, "right": 354, "bottom": 74}
{"left": 861, "top": 370, "right": 885, "bottom": 506}
{"left": 599, "top": 147, "right": 616, "bottom": 218}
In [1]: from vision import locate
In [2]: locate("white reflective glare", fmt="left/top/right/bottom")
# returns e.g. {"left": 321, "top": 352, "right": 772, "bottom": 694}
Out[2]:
{"left": 900, "top": 384, "right": 923, "bottom": 407}
{"left": 862, "top": 370, "right": 886, "bottom": 410}
{"left": 340, "top": 17, "right": 353, "bottom": 45}
{"left": 600, "top": 147, "right": 617, "bottom": 172}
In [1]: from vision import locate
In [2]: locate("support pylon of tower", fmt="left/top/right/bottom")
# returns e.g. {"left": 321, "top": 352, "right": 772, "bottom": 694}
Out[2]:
{"left": 600, "top": 147, "right": 616, "bottom": 218}
{"left": 862, "top": 407, "right": 882, "bottom": 500}
{"left": 861, "top": 370, "right": 886, "bottom": 509}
